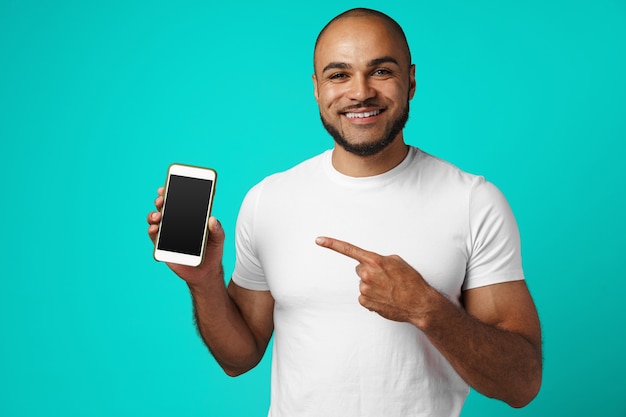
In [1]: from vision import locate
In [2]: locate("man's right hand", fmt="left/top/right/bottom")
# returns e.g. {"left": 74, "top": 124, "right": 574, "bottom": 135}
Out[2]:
{"left": 147, "top": 186, "right": 225, "bottom": 289}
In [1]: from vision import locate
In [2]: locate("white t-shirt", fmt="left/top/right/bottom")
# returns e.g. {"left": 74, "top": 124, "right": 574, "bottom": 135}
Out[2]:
{"left": 232, "top": 147, "right": 524, "bottom": 417}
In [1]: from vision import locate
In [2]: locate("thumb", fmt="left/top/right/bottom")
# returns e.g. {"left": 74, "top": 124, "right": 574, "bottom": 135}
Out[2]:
{"left": 207, "top": 216, "right": 225, "bottom": 246}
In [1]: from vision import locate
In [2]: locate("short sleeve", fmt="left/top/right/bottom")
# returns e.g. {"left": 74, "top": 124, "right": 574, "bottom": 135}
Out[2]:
{"left": 231, "top": 182, "right": 270, "bottom": 291}
{"left": 463, "top": 178, "right": 525, "bottom": 290}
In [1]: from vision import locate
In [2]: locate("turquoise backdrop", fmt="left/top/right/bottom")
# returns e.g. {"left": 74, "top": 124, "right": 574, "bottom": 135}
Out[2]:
{"left": 2, "top": 0, "right": 625, "bottom": 415}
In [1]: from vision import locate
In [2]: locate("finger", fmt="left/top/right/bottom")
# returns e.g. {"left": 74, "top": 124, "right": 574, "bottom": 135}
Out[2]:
{"left": 157, "top": 186, "right": 164, "bottom": 196}
{"left": 355, "top": 263, "right": 376, "bottom": 283}
{"left": 359, "top": 279, "right": 369, "bottom": 295}
{"left": 358, "top": 294, "right": 377, "bottom": 313}
{"left": 315, "top": 236, "right": 378, "bottom": 263}
{"left": 207, "top": 217, "right": 225, "bottom": 245}
{"left": 154, "top": 195, "right": 164, "bottom": 210}
{"left": 148, "top": 224, "right": 159, "bottom": 242}
{"left": 147, "top": 211, "right": 161, "bottom": 225}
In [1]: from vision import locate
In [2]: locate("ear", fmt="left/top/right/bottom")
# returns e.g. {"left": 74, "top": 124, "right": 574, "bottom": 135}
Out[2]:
{"left": 408, "top": 64, "right": 416, "bottom": 100}
{"left": 312, "top": 73, "right": 319, "bottom": 102}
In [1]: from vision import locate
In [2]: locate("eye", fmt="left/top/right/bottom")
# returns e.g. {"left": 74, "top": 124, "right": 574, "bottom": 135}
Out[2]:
{"left": 329, "top": 72, "right": 349, "bottom": 80}
{"left": 373, "top": 68, "right": 392, "bottom": 77}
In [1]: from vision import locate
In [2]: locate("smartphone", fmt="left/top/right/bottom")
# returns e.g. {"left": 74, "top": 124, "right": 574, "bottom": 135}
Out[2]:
{"left": 154, "top": 164, "right": 217, "bottom": 267}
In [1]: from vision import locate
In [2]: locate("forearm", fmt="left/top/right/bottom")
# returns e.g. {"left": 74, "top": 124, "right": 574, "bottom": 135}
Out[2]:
{"left": 187, "top": 268, "right": 266, "bottom": 376}
{"left": 416, "top": 288, "right": 542, "bottom": 407}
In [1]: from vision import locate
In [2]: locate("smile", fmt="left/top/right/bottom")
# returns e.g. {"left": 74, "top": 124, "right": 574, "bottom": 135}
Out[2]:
{"left": 344, "top": 109, "right": 381, "bottom": 119}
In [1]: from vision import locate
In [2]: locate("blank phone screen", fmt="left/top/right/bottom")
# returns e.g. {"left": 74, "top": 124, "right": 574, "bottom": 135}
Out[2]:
{"left": 157, "top": 175, "right": 214, "bottom": 256}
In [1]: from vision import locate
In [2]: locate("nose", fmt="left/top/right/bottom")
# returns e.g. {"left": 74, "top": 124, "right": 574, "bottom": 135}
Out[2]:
{"left": 347, "top": 73, "right": 375, "bottom": 102}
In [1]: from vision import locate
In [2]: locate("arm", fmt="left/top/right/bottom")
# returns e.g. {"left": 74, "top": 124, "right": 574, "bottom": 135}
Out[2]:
{"left": 189, "top": 276, "right": 274, "bottom": 377}
{"left": 315, "top": 237, "right": 542, "bottom": 407}
{"left": 420, "top": 280, "right": 542, "bottom": 407}
{"left": 148, "top": 188, "right": 274, "bottom": 376}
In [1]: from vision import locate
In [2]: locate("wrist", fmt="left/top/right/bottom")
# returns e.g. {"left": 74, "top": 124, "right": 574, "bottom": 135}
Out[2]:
{"left": 186, "top": 265, "right": 225, "bottom": 297}
{"left": 409, "top": 285, "right": 459, "bottom": 333}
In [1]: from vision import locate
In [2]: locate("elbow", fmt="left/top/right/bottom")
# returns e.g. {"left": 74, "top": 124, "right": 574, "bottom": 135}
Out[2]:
{"left": 508, "top": 393, "right": 538, "bottom": 409}
{"left": 221, "top": 362, "right": 257, "bottom": 377}
{"left": 512, "top": 384, "right": 542, "bottom": 409}
{"left": 220, "top": 356, "right": 262, "bottom": 378}
{"left": 212, "top": 345, "right": 267, "bottom": 377}
{"left": 223, "top": 368, "right": 247, "bottom": 378}
{"left": 508, "top": 394, "right": 536, "bottom": 409}
{"left": 506, "top": 368, "right": 543, "bottom": 408}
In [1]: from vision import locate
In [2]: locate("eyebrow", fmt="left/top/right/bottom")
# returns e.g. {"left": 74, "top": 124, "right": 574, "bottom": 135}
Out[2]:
{"left": 369, "top": 56, "right": 399, "bottom": 67}
{"left": 321, "top": 56, "right": 400, "bottom": 74}
{"left": 322, "top": 62, "right": 351, "bottom": 74}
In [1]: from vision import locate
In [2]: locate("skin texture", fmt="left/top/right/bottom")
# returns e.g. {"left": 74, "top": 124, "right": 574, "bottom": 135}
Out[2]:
{"left": 148, "top": 189, "right": 274, "bottom": 376}
{"left": 312, "top": 14, "right": 416, "bottom": 177}
{"left": 147, "top": 9, "right": 542, "bottom": 408}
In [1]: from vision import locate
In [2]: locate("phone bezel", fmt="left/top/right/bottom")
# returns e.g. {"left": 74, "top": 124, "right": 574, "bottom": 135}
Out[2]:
{"left": 153, "top": 163, "right": 217, "bottom": 267}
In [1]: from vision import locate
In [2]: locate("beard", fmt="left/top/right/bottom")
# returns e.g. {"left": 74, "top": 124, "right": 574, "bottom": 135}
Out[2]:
{"left": 320, "top": 101, "right": 410, "bottom": 157}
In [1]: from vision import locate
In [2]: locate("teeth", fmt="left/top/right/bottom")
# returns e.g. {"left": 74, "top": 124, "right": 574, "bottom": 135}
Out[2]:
{"left": 345, "top": 110, "right": 381, "bottom": 119}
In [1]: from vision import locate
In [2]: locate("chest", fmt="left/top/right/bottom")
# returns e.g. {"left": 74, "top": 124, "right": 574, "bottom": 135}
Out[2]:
{"left": 253, "top": 182, "right": 470, "bottom": 310}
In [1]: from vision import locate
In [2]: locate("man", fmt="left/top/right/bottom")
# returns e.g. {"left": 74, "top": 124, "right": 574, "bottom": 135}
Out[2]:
{"left": 147, "top": 8, "right": 542, "bottom": 417}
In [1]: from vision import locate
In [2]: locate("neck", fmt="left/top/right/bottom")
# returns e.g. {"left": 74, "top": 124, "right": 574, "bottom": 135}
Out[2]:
{"left": 331, "top": 136, "right": 409, "bottom": 177}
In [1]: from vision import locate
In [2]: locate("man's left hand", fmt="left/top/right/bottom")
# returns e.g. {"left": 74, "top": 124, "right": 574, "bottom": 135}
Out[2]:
{"left": 315, "top": 236, "right": 437, "bottom": 324}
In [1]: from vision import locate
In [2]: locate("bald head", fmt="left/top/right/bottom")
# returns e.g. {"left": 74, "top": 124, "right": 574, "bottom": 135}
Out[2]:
{"left": 313, "top": 8, "right": 412, "bottom": 75}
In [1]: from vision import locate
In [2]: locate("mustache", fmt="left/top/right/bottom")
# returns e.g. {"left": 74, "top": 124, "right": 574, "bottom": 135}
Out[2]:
{"left": 340, "top": 99, "right": 384, "bottom": 112}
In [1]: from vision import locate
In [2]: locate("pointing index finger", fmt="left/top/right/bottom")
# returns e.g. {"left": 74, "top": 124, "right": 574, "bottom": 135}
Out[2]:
{"left": 315, "top": 236, "right": 377, "bottom": 264}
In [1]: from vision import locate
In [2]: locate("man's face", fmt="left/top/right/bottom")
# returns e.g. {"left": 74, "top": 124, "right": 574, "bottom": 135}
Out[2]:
{"left": 313, "top": 16, "right": 416, "bottom": 156}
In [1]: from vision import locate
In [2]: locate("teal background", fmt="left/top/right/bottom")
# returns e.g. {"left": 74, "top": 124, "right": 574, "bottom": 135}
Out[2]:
{"left": 1, "top": 0, "right": 625, "bottom": 415}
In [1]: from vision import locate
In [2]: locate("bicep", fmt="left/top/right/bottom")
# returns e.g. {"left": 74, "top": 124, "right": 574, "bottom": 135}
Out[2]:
{"left": 463, "top": 280, "right": 541, "bottom": 347}
{"left": 228, "top": 280, "right": 275, "bottom": 352}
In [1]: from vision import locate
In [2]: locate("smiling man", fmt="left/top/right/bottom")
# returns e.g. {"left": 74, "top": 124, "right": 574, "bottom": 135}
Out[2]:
{"left": 313, "top": 12, "right": 414, "bottom": 166}
{"left": 148, "top": 8, "right": 542, "bottom": 417}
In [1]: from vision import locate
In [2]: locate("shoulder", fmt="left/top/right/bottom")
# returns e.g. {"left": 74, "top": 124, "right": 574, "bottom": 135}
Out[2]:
{"left": 265, "top": 150, "right": 329, "bottom": 185}
{"left": 247, "top": 150, "right": 330, "bottom": 195}
{"left": 411, "top": 148, "right": 485, "bottom": 198}
{"left": 409, "top": 148, "right": 516, "bottom": 234}
{"left": 240, "top": 150, "right": 330, "bottom": 207}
